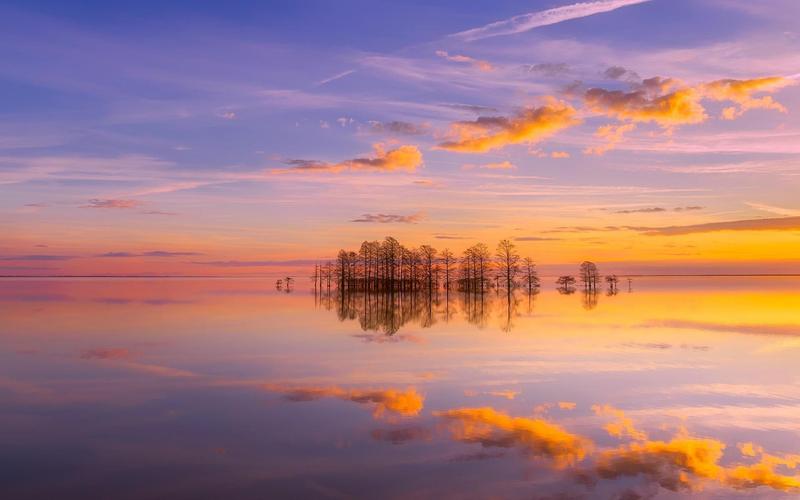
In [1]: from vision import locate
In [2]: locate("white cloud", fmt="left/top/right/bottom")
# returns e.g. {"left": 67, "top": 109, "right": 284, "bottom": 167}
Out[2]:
{"left": 451, "top": 0, "right": 652, "bottom": 41}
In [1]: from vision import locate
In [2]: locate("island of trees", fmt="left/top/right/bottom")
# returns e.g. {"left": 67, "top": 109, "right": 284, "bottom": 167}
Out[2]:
{"left": 309, "top": 236, "right": 620, "bottom": 297}
{"left": 310, "top": 237, "right": 541, "bottom": 297}
{"left": 300, "top": 237, "right": 627, "bottom": 332}
{"left": 303, "top": 237, "right": 625, "bottom": 334}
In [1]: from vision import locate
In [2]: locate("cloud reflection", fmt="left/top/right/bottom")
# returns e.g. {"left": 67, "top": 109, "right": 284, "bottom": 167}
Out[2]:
{"left": 435, "top": 406, "right": 592, "bottom": 468}
{"left": 264, "top": 384, "right": 424, "bottom": 418}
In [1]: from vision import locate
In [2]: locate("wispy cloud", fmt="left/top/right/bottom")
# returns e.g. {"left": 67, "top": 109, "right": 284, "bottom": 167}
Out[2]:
{"left": 316, "top": 69, "right": 355, "bottom": 86}
{"left": 435, "top": 50, "right": 493, "bottom": 72}
{"left": 192, "top": 259, "right": 320, "bottom": 268}
{"left": 351, "top": 213, "right": 424, "bottom": 224}
{"left": 635, "top": 216, "right": 800, "bottom": 236}
{"left": 451, "top": 0, "right": 652, "bottom": 41}
{"left": 98, "top": 251, "right": 203, "bottom": 258}
{"left": 515, "top": 236, "right": 561, "bottom": 241}
{"left": 434, "top": 234, "right": 470, "bottom": 240}
{"left": 0, "top": 254, "right": 75, "bottom": 261}
{"left": 615, "top": 207, "right": 667, "bottom": 214}
{"left": 367, "top": 120, "right": 429, "bottom": 136}
{"left": 463, "top": 161, "right": 516, "bottom": 170}
{"left": 746, "top": 202, "right": 800, "bottom": 217}
{"left": 81, "top": 199, "right": 142, "bottom": 209}
{"left": 273, "top": 144, "right": 423, "bottom": 174}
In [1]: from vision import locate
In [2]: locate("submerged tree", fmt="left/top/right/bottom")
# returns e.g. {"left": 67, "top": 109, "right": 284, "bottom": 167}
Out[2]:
{"left": 441, "top": 248, "right": 455, "bottom": 295}
{"left": 522, "top": 257, "right": 540, "bottom": 295}
{"left": 495, "top": 239, "right": 520, "bottom": 300}
{"left": 556, "top": 275, "right": 577, "bottom": 294}
{"left": 605, "top": 274, "right": 619, "bottom": 294}
{"left": 579, "top": 261, "right": 600, "bottom": 291}
{"left": 419, "top": 245, "right": 437, "bottom": 295}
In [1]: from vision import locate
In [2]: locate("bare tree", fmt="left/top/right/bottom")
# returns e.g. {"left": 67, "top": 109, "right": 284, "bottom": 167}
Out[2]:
{"left": 556, "top": 275, "right": 576, "bottom": 294}
{"left": 605, "top": 274, "right": 619, "bottom": 294}
{"left": 441, "top": 249, "right": 454, "bottom": 295}
{"left": 472, "top": 243, "right": 491, "bottom": 293}
{"left": 522, "top": 257, "right": 540, "bottom": 294}
{"left": 419, "top": 245, "right": 437, "bottom": 294}
{"left": 579, "top": 261, "right": 600, "bottom": 291}
{"left": 496, "top": 239, "right": 521, "bottom": 300}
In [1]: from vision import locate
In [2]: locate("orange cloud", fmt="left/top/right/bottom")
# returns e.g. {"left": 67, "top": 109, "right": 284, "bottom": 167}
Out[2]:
{"left": 593, "top": 431, "right": 726, "bottom": 491}
{"left": 435, "top": 50, "right": 494, "bottom": 72}
{"left": 264, "top": 384, "right": 424, "bottom": 418}
{"left": 702, "top": 76, "right": 795, "bottom": 119}
{"left": 726, "top": 444, "right": 800, "bottom": 491}
{"left": 432, "top": 405, "right": 800, "bottom": 495}
{"left": 592, "top": 404, "right": 648, "bottom": 441}
{"left": 550, "top": 151, "right": 570, "bottom": 158}
{"left": 584, "top": 123, "right": 636, "bottom": 156}
{"left": 435, "top": 406, "right": 592, "bottom": 468}
{"left": 437, "top": 101, "right": 580, "bottom": 153}
{"left": 584, "top": 77, "right": 707, "bottom": 128}
{"left": 273, "top": 144, "right": 423, "bottom": 174}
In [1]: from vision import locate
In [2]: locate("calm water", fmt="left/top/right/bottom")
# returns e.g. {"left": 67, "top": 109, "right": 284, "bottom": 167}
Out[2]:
{"left": 2, "top": 277, "right": 800, "bottom": 499}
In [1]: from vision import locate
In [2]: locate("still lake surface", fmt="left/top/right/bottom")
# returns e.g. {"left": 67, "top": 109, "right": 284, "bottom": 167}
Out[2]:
{"left": 2, "top": 277, "right": 800, "bottom": 499}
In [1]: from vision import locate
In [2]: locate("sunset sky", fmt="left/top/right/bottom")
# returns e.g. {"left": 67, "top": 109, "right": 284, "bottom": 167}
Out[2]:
{"left": 2, "top": 0, "right": 800, "bottom": 276}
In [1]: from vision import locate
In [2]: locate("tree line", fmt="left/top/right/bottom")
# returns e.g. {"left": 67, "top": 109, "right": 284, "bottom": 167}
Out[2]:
{"left": 310, "top": 236, "right": 624, "bottom": 296}
{"left": 311, "top": 237, "right": 539, "bottom": 296}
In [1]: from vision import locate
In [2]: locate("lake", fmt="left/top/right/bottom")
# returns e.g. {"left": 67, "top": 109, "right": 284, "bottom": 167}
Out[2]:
{"left": 2, "top": 277, "right": 800, "bottom": 499}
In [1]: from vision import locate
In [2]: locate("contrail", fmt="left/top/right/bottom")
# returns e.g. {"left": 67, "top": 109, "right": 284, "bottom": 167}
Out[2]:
{"left": 451, "top": 0, "right": 652, "bottom": 41}
{"left": 316, "top": 69, "right": 355, "bottom": 86}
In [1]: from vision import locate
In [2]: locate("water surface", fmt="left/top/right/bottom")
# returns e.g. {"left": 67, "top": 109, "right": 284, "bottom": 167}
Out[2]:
{"left": 2, "top": 277, "right": 800, "bottom": 499}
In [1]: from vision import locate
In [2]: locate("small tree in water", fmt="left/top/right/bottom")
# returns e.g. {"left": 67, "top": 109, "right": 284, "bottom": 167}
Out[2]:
{"left": 579, "top": 261, "right": 600, "bottom": 291}
{"left": 522, "top": 257, "right": 540, "bottom": 295}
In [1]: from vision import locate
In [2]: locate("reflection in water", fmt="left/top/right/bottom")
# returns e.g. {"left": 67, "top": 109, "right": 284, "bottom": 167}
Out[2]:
{"left": 433, "top": 404, "right": 800, "bottom": 495}
{"left": 322, "top": 288, "right": 535, "bottom": 334}
{"left": 263, "top": 384, "right": 424, "bottom": 419}
{"left": 321, "top": 286, "right": 601, "bottom": 334}
{"left": 2, "top": 277, "right": 800, "bottom": 498}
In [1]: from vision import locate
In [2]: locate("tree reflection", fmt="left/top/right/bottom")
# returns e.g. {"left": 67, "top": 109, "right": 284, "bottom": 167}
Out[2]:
{"left": 582, "top": 288, "right": 599, "bottom": 311}
{"left": 314, "top": 286, "right": 544, "bottom": 335}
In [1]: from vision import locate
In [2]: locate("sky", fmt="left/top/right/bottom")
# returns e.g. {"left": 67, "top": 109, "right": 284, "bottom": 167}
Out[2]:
{"left": 1, "top": 0, "right": 800, "bottom": 276}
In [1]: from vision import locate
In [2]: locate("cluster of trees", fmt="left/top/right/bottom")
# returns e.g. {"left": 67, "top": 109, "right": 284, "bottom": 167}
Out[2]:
{"left": 312, "top": 237, "right": 540, "bottom": 296}
{"left": 312, "top": 237, "right": 627, "bottom": 301}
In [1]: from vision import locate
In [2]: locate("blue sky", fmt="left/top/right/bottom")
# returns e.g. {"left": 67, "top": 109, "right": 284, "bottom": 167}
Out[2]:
{"left": 1, "top": 0, "right": 800, "bottom": 275}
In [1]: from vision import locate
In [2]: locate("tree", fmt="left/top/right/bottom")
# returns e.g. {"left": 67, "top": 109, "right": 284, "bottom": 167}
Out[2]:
{"left": 441, "top": 249, "right": 454, "bottom": 294}
{"left": 496, "top": 239, "right": 521, "bottom": 299}
{"left": 522, "top": 257, "right": 540, "bottom": 294}
{"left": 419, "top": 245, "right": 437, "bottom": 294}
{"left": 472, "top": 243, "right": 491, "bottom": 293}
{"left": 556, "top": 275, "right": 576, "bottom": 293}
{"left": 605, "top": 274, "right": 619, "bottom": 295}
{"left": 579, "top": 261, "right": 600, "bottom": 291}
{"left": 556, "top": 275, "right": 576, "bottom": 286}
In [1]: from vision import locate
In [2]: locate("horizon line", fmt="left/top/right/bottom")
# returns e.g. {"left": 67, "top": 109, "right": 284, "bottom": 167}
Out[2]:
{"left": 3, "top": 273, "right": 800, "bottom": 279}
